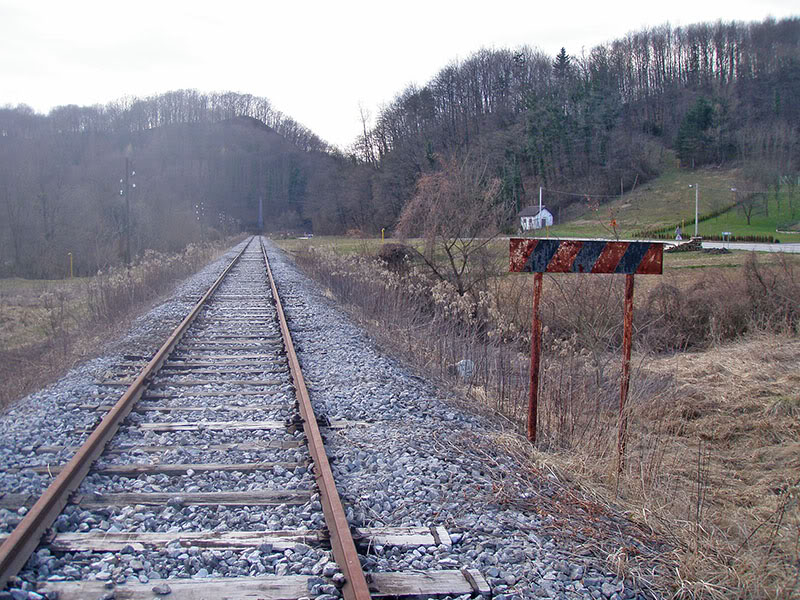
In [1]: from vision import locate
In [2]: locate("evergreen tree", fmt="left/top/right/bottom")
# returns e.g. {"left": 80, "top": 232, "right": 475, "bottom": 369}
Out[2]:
{"left": 676, "top": 97, "right": 714, "bottom": 168}
{"left": 552, "top": 47, "right": 572, "bottom": 78}
{"left": 500, "top": 149, "right": 524, "bottom": 213}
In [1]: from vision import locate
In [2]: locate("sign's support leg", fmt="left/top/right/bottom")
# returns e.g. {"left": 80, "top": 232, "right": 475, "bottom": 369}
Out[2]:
{"left": 618, "top": 273, "right": 635, "bottom": 473}
{"left": 528, "top": 272, "right": 543, "bottom": 443}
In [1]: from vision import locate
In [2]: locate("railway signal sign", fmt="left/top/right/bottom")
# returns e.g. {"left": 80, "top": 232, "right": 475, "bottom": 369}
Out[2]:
{"left": 510, "top": 238, "right": 663, "bottom": 274}
{"left": 510, "top": 238, "right": 664, "bottom": 471}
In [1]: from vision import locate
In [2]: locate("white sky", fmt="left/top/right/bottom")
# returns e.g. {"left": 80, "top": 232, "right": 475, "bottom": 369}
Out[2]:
{"left": 1, "top": 0, "right": 797, "bottom": 149}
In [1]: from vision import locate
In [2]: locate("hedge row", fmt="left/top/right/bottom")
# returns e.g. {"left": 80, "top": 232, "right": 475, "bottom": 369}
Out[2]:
{"left": 649, "top": 233, "right": 779, "bottom": 243}
{"left": 633, "top": 202, "right": 740, "bottom": 238}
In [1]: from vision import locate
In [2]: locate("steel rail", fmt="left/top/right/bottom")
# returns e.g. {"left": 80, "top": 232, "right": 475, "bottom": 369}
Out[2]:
{"left": 0, "top": 238, "right": 252, "bottom": 588}
{"left": 260, "top": 239, "right": 372, "bottom": 600}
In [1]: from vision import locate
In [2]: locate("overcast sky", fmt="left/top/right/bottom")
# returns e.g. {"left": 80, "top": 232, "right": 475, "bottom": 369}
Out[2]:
{"left": 1, "top": 0, "right": 797, "bottom": 149}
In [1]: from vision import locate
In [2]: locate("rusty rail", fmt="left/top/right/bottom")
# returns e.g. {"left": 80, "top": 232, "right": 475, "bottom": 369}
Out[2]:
{"left": 260, "top": 239, "right": 372, "bottom": 600}
{"left": 0, "top": 239, "right": 252, "bottom": 588}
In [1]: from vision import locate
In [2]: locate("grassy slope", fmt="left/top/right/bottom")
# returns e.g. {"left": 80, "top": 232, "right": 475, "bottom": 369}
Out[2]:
{"left": 544, "top": 161, "right": 800, "bottom": 241}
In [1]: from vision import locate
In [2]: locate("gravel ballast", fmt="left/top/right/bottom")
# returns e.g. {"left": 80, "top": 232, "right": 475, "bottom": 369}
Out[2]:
{"left": 1, "top": 238, "right": 660, "bottom": 600}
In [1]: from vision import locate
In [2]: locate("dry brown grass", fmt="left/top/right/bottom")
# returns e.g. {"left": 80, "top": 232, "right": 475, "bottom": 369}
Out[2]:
{"left": 0, "top": 278, "right": 88, "bottom": 351}
{"left": 521, "top": 335, "right": 800, "bottom": 598}
{"left": 0, "top": 239, "right": 242, "bottom": 411}
{"left": 638, "top": 335, "right": 799, "bottom": 598}
{"left": 449, "top": 338, "right": 798, "bottom": 599}
{"left": 482, "top": 262, "right": 799, "bottom": 597}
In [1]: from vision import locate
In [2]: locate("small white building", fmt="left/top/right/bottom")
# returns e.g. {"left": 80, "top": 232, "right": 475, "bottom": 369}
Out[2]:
{"left": 518, "top": 206, "right": 554, "bottom": 231}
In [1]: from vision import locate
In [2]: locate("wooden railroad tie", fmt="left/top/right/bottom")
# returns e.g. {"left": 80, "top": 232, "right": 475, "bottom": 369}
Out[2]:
{"left": 37, "top": 569, "right": 489, "bottom": 600}
{"left": 32, "top": 440, "right": 305, "bottom": 455}
{"left": 73, "top": 419, "right": 364, "bottom": 434}
{"left": 22, "top": 460, "right": 308, "bottom": 477}
{"left": 0, "top": 526, "right": 452, "bottom": 553}
{"left": 0, "top": 491, "right": 312, "bottom": 510}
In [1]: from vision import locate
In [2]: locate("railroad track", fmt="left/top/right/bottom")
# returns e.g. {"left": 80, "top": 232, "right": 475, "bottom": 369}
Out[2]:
{"left": 0, "top": 237, "right": 489, "bottom": 600}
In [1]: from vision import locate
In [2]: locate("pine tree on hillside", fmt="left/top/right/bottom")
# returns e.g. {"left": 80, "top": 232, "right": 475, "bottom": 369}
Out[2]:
{"left": 553, "top": 47, "right": 572, "bottom": 78}
{"left": 676, "top": 97, "right": 714, "bottom": 168}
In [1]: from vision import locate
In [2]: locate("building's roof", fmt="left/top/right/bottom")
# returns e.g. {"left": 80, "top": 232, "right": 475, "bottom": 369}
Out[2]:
{"left": 518, "top": 206, "right": 550, "bottom": 217}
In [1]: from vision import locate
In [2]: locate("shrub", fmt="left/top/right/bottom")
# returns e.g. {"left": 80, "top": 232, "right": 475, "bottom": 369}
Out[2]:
{"left": 376, "top": 243, "right": 414, "bottom": 272}
{"left": 743, "top": 253, "right": 799, "bottom": 333}
{"left": 85, "top": 243, "right": 222, "bottom": 322}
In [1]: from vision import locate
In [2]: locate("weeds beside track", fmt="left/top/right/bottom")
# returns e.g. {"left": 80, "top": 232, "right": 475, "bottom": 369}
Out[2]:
{"left": 283, "top": 240, "right": 800, "bottom": 599}
{"left": 0, "top": 238, "right": 244, "bottom": 412}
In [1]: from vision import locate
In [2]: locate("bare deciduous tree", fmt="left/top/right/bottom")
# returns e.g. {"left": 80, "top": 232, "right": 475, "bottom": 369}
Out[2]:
{"left": 395, "top": 153, "right": 506, "bottom": 297}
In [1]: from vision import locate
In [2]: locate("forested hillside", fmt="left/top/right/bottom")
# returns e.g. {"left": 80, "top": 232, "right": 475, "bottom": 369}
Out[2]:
{"left": 347, "top": 17, "right": 800, "bottom": 233}
{"left": 1, "top": 17, "right": 798, "bottom": 277}
{"left": 0, "top": 92, "right": 336, "bottom": 277}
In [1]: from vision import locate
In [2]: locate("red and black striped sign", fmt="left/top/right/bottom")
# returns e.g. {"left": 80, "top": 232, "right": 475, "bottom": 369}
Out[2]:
{"left": 510, "top": 239, "right": 663, "bottom": 275}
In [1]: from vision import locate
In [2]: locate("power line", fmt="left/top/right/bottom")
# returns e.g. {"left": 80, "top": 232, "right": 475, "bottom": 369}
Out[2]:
{"left": 541, "top": 187, "right": 619, "bottom": 199}
{"left": 540, "top": 184, "right": 771, "bottom": 199}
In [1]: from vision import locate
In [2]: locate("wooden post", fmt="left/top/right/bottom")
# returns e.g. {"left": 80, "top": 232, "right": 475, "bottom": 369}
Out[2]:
{"left": 528, "top": 272, "right": 543, "bottom": 442}
{"left": 617, "top": 273, "right": 635, "bottom": 473}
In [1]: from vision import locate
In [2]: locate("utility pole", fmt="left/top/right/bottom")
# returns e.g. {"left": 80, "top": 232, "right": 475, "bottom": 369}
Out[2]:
{"left": 538, "top": 186, "right": 543, "bottom": 230}
{"left": 124, "top": 158, "right": 131, "bottom": 264}
{"left": 119, "top": 158, "right": 136, "bottom": 264}
{"left": 688, "top": 183, "right": 699, "bottom": 237}
{"left": 195, "top": 201, "right": 206, "bottom": 240}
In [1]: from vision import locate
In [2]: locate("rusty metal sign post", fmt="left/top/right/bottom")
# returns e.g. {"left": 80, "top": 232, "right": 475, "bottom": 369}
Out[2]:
{"left": 510, "top": 238, "right": 664, "bottom": 471}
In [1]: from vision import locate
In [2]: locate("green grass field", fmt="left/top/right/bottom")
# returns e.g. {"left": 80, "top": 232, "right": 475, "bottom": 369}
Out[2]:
{"left": 277, "top": 236, "right": 389, "bottom": 255}
{"left": 543, "top": 162, "right": 800, "bottom": 241}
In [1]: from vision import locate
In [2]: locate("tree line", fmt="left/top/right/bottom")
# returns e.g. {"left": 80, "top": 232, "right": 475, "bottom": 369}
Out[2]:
{"left": 1, "top": 17, "right": 798, "bottom": 277}
{"left": 0, "top": 92, "right": 341, "bottom": 277}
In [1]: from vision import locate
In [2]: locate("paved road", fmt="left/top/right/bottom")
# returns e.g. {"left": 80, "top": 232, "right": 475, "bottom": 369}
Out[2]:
{"left": 701, "top": 241, "right": 800, "bottom": 253}
{"left": 507, "top": 236, "right": 800, "bottom": 253}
